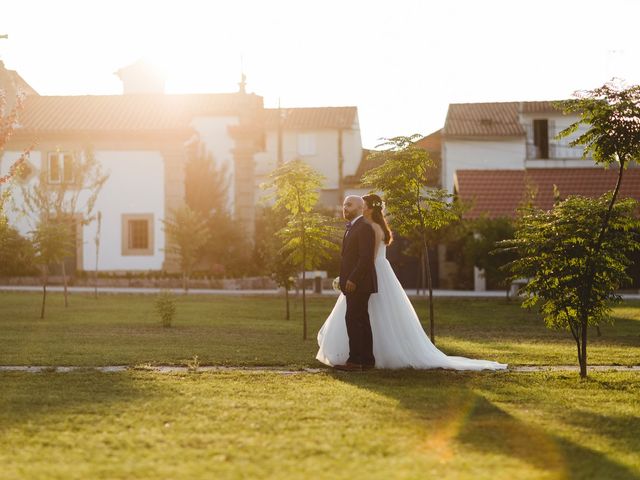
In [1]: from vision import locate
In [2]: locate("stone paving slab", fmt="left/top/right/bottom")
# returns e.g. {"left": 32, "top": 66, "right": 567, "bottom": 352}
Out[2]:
{"left": 0, "top": 365, "right": 638, "bottom": 374}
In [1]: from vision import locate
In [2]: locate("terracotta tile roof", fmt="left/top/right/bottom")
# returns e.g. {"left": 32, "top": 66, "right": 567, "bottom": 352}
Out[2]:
{"left": 346, "top": 148, "right": 382, "bottom": 185}
{"left": 444, "top": 101, "right": 564, "bottom": 137}
{"left": 455, "top": 168, "right": 640, "bottom": 219}
{"left": 264, "top": 106, "right": 357, "bottom": 129}
{"left": 17, "top": 93, "right": 263, "bottom": 133}
{"left": 520, "top": 100, "right": 561, "bottom": 114}
{"left": 8, "top": 70, "right": 38, "bottom": 96}
{"left": 344, "top": 130, "right": 441, "bottom": 188}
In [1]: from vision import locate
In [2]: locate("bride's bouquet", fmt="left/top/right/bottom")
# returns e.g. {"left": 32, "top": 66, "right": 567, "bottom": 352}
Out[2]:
{"left": 332, "top": 276, "right": 341, "bottom": 293}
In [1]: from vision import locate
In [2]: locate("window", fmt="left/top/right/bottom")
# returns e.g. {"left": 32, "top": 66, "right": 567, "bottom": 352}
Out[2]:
{"left": 533, "top": 119, "right": 549, "bottom": 159}
{"left": 297, "top": 133, "right": 317, "bottom": 156}
{"left": 121, "top": 214, "right": 154, "bottom": 255}
{"left": 48, "top": 152, "right": 75, "bottom": 184}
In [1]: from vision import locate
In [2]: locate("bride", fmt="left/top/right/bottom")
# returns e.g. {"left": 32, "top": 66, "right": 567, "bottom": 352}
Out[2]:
{"left": 316, "top": 194, "right": 507, "bottom": 371}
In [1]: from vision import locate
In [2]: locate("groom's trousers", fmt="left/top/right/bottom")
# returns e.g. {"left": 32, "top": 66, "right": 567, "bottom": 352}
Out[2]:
{"left": 345, "top": 292, "right": 375, "bottom": 366}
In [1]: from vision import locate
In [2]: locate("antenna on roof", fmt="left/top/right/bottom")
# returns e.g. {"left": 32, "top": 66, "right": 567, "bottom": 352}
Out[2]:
{"left": 238, "top": 54, "right": 246, "bottom": 94}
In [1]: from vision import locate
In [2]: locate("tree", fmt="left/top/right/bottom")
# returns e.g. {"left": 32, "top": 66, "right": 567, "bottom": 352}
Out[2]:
{"left": 502, "top": 194, "right": 639, "bottom": 377}
{"left": 184, "top": 142, "right": 250, "bottom": 277}
{"left": 185, "top": 143, "right": 228, "bottom": 217}
{"left": 254, "top": 206, "right": 297, "bottom": 319}
{"left": 18, "top": 148, "right": 108, "bottom": 307}
{"left": 31, "top": 219, "right": 74, "bottom": 319}
{"left": 263, "top": 159, "right": 340, "bottom": 340}
{"left": 464, "top": 217, "right": 517, "bottom": 298}
{"left": 0, "top": 224, "right": 35, "bottom": 276}
{"left": 542, "top": 80, "right": 640, "bottom": 377}
{"left": 1, "top": 90, "right": 33, "bottom": 267}
{"left": 362, "top": 135, "right": 459, "bottom": 344}
{"left": 162, "top": 205, "right": 210, "bottom": 292}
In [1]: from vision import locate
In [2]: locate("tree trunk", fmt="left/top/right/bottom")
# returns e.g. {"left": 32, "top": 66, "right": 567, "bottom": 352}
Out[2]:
{"left": 302, "top": 268, "right": 307, "bottom": 340}
{"left": 416, "top": 250, "right": 422, "bottom": 296}
{"left": 285, "top": 286, "right": 290, "bottom": 320}
{"left": 423, "top": 238, "right": 435, "bottom": 345}
{"left": 580, "top": 316, "right": 588, "bottom": 378}
{"left": 61, "top": 261, "right": 69, "bottom": 307}
{"left": 183, "top": 272, "right": 188, "bottom": 293}
{"left": 94, "top": 211, "right": 101, "bottom": 300}
{"left": 40, "top": 268, "right": 48, "bottom": 319}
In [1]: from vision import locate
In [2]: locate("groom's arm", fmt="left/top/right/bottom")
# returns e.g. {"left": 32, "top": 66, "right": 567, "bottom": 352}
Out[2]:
{"left": 347, "top": 224, "right": 375, "bottom": 289}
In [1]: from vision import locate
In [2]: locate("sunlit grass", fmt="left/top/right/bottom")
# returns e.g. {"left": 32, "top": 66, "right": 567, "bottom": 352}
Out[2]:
{"left": 0, "top": 292, "right": 638, "bottom": 367}
{"left": 0, "top": 370, "right": 638, "bottom": 480}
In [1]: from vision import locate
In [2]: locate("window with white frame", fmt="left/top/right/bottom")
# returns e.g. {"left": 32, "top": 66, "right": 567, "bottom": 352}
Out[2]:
{"left": 297, "top": 133, "right": 317, "bottom": 156}
{"left": 48, "top": 152, "right": 75, "bottom": 184}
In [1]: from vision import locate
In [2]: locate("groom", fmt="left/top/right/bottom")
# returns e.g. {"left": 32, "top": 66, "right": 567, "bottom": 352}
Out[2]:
{"left": 335, "top": 195, "right": 377, "bottom": 372}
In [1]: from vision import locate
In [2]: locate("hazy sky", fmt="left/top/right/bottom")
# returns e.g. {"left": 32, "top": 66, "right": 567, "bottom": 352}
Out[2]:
{"left": 2, "top": 0, "right": 639, "bottom": 148}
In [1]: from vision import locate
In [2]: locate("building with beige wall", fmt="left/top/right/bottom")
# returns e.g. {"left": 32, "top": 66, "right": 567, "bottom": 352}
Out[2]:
{"left": 254, "top": 106, "right": 363, "bottom": 209}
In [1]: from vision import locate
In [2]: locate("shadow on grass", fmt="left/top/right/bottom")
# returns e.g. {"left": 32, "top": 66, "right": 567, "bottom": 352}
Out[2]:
{"left": 561, "top": 409, "right": 640, "bottom": 455}
{"left": 332, "top": 370, "right": 640, "bottom": 480}
{"left": 0, "top": 371, "right": 152, "bottom": 433}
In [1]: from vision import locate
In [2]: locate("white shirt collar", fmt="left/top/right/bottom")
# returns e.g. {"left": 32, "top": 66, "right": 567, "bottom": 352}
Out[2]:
{"left": 350, "top": 215, "right": 363, "bottom": 225}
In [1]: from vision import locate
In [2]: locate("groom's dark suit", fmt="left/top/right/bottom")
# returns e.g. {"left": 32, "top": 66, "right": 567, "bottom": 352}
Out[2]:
{"left": 340, "top": 216, "right": 377, "bottom": 366}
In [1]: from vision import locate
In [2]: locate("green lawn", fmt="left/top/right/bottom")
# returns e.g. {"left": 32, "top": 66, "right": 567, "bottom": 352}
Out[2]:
{"left": 0, "top": 369, "right": 638, "bottom": 480}
{"left": 0, "top": 291, "right": 639, "bottom": 367}
{"left": 1, "top": 292, "right": 639, "bottom": 479}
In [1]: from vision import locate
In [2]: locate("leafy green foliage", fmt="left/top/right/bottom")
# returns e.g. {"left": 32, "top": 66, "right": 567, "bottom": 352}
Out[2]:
{"left": 0, "top": 223, "right": 35, "bottom": 276}
{"left": 154, "top": 290, "right": 177, "bottom": 328}
{"left": 362, "top": 136, "right": 458, "bottom": 237}
{"left": 557, "top": 81, "right": 640, "bottom": 166}
{"left": 362, "top": 135, "right": 459, "bottom": 342}
{"left": 262, "top": 159, "right": 339, "bottom": 339}
{"left": 185, "top": 143, "right": 229, "bottom": 217}
{"left": 503, "top": 194, "right": 640, "bottom": 371}
{"left": 183, "top": 143, "right": 250, "bottom": 277}
{"left": 162, "top": 205, "right": 210, "bottom": 291}
{"left": 464, "top": 217, "right": 516, "bottom": 292}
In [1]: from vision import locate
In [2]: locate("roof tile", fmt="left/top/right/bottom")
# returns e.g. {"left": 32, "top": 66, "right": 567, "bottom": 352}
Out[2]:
{"left": 456, "top": 168, "right": 640, "bottom": 219}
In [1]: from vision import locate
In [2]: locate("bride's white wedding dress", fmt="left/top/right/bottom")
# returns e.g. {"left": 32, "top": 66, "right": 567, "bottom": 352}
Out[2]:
{"left": 317, "top": 242, "right": 508, "bottom": 370}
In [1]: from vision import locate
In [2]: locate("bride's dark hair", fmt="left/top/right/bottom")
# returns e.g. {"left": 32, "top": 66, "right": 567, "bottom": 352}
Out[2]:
{"left": 362, "top": 194, "right": 393, "bottom": 245}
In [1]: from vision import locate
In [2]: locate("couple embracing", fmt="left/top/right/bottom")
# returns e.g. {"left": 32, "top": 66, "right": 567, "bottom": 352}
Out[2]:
{"left": 316, "top": 194, "right": 508, "bottom": 372}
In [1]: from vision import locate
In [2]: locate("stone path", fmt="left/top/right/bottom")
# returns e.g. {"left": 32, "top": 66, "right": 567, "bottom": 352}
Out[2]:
{"left": 0, "top": 365, "right": 638, "bottom": 374}
{"left": 3, "top": 285, "right": 640, "bottom": 300}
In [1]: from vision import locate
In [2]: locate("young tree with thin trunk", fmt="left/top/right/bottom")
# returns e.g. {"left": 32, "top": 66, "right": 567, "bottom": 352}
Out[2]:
{"left": 263, "top": 159, "right": 339, "bottom": 340}
{"left": 18, "top": 148, "right": 108, "bottom": 308}
{"left": 362, "top": 135, "right": 459, "bottom": 345}
{"left": 31, "top": 219, "right": 74, "bottom": 319}
{"left": 162, "top": 205, "right": 210, "bottom": 292}
{"left": 503, "top": 81, "right": 640, "bottom": 378}
{"left": 503, "top": 194, "right": 639, "bottom": 377}
{"left": 254, "top": 206, "right": 297, "bottom": 319}
{"left": 93, "top": 211, "right": 102, "bottom": 299}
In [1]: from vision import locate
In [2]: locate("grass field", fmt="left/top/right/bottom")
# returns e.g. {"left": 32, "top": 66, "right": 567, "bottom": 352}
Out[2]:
{"left": 1, "top": 369, "right": 638, "bottom": 480}
{"left": 1, "top": 292, "right": 639, "bottom": 479}
{"left": 0, "top": 291, "right": 639, "bottom": 367}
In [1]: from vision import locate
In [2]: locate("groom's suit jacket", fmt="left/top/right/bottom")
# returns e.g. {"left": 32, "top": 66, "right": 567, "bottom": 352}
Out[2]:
{"left": 340, "top": 217, "right": 377, "bottom": 294}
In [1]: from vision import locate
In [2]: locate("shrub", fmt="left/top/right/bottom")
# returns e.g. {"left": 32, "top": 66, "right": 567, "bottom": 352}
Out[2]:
{"left": 154, "top": 290, "right": 176, "bottom": 328}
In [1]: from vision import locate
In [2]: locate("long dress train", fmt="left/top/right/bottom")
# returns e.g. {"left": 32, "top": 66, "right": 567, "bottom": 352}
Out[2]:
{"left": 316, "top": 242, "right": 508, "bottom": 370}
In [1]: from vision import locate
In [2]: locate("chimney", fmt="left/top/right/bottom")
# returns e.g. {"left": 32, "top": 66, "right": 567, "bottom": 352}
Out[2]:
{"left": 115, "top": 59, "right": 166, "bottom": 94}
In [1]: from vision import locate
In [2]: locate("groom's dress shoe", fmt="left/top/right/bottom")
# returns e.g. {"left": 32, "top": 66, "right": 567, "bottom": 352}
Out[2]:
{"left": 333, "top": 362, "right": 363, "bottom": 372}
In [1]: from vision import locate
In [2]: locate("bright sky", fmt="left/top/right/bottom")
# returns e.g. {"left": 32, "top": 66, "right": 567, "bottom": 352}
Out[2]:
{"left": 2, "top": 0, "right": 639, "bottom": 148}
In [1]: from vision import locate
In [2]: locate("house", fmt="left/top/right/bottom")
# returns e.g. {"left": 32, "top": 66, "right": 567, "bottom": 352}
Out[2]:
{"left": 1, "top": 61, "right": 263, "bottom": 274}
{"left": 441, "top": 100, "right": 640, "bottom": 290}
{"left": 254, "top": 106, "right": 363, "bottom": 209}
{"left": 1, "top": 60, "right": 364, "bottom": 276}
